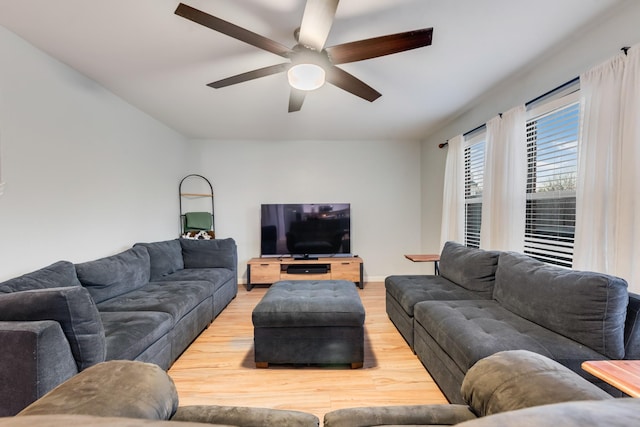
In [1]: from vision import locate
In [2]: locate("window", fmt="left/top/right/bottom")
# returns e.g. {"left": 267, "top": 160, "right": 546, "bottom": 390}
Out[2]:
{"left": 464, "top": 131, "right": 486, "bottom": 248}
{"left": 524, "top": 90, "right": 580, "bottom": 267}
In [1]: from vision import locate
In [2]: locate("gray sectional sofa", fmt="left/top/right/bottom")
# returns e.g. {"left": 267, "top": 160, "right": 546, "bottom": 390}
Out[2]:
{"left": 0, "top": 237, "right": 237, "bottom": 416}
{"left": 386, "top": 241, "right": 640, "bottom": 403}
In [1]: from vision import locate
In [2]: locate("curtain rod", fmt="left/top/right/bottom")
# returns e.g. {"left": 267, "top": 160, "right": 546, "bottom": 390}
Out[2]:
{"left": 437, "top": 45, "right": 630, "bottom": 149}
{"left": 526, "top": 76, "right": 579, "bottom": 107}
{"left": 438, "top": 75, "right": 578, "bottom": 149}
{"left": 439, "top": 122, "right": 487, "bottom": 148}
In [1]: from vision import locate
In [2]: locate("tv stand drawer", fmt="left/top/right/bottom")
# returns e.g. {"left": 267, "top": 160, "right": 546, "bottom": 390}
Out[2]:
{"left": 249, "top": 262, "right": 280, "bottom": 284}
{"left": 331, "top": 261, "right": 361, "bottom": 282}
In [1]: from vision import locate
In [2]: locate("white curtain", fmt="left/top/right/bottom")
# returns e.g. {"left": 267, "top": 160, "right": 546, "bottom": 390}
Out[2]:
{"left": 574, "top": 44, "right": 640, "bottom": 287}
{"left": 440, "top": 134, "right": 465, "bottom": 249}
{"left": 480, "top": 105, "right": 527, "bottom": 252}
{"left": 0, "top": 132, "right": 4, "bottom": 196}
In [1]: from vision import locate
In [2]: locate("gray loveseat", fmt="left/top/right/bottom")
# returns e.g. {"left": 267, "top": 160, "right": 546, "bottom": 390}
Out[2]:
{"left": 0, "top": 238, "right": 237, "bottom": 416}
{"left": 386, "top": 241, "right": 640, "bottom": 403}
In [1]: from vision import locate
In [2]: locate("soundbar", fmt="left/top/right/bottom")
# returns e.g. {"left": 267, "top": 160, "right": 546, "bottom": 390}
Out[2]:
{"left": 286, "top": 264, "right": 329, "bottom": 275}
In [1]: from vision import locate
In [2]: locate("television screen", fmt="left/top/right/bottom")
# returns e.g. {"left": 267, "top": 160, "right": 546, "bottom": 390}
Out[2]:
{"left": 260, "top": 203, "right": 351, "bottom": 258}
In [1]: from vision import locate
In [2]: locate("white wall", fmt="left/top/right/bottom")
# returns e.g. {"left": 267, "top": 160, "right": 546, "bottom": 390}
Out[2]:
{"left": 185, "top": 139, "right": 425, "bottom": 283}
{"left": 7, "top": 1, "right": 640, "bottom": 285}
{"left": 0, "top": 26, "right": 188, "bottom": 281}
{"left": 420, "top": 0, "right": 640, "bottom": 290}
{"left": 420, "top": 141, "right": 447, "bottom": 256}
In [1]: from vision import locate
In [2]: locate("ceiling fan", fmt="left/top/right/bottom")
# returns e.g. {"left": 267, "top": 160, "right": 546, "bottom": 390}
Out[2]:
{"left": 175, "top": 1, "right": 433, "bottom": 112}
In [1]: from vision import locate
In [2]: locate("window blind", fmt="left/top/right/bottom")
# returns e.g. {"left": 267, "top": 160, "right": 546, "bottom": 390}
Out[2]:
{"left": 524, "top": 101, "right": 579, "bottom": 267}
{"left": 464, "top": 139, "right": 485, "bottom": 248}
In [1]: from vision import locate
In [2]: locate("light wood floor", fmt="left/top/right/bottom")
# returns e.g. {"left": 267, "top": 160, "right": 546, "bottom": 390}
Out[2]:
{"left": 168, "top": 282, "right": 448, "bottom": 423}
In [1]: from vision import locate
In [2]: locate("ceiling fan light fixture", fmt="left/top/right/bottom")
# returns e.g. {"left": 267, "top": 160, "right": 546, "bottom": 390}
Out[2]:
{"left": 287, "top": 63, "right": 325, "bottom": 91}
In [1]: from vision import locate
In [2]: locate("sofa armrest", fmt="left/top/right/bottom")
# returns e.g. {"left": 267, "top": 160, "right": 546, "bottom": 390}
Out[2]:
{"left": 624, "top": 292, "right": 640, "bottom": 359}
{"left": 0, "top": 321, "right": 78, "bottom": 416}
{"left": 0, "top": 287, "right": 106, "bottom": 370}
{"left": 18, "top": 360, "right": 178, "bottom": 420}
{"left": 172, "top": 405, "right": 320, "bottom": 427}
{"left": 322, "top": 405, "right": 476, "bottom": 427}
{"left": 461, "top": 350, "right": 612, "bottom": 418}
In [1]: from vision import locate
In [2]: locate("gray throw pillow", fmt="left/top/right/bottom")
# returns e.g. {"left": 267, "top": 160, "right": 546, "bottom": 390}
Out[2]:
{"left": 180, "top": 238, "right": 236, "bottom": 269}
{"left": 0, "top": 261, "right": 81, "bottom": 293}
{"left": 135, "top": 240, "right": 184, "bottom": 280}
{"left": 439, "top": 241, "right": 500, "bottom": 296}
{"left": 0, "top": 286, "right": 106, "bottom": 370}
{"left": 76, "top": 246, "right": 151, "bottom": 303}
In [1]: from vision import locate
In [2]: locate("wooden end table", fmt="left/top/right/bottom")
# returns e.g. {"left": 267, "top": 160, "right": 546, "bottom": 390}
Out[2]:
{"left": 581, "top": 360, "right": 640, "bottom": 397}
{"left": 404, "top": 254, "right": 440, "bottom": 275}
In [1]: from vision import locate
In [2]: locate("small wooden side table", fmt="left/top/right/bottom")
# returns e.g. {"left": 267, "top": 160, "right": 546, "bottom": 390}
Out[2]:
{"left": 404, "top": 254, "right": 440, "bottom": 275}
{"left": 581, "top": 360, "right": 640, "bottom": 397}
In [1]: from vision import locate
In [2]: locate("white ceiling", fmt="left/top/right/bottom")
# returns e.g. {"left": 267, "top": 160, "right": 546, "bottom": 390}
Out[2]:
{"left": 0, "top": 0, "right": 625, "bottom": 140}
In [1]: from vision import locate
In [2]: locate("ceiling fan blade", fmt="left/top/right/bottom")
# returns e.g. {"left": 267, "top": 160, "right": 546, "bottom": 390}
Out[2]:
{"left": 326, "top": 66, "right": 381, "bottom": 102}
{"left": 288, "top": 88, "right": 306, "bottom": 112}
{"left": 298, "top": 0, "right": 339, "bottom": 51}
{"left": 207, "top": 63, "right": 290, "bottom": 88}
{"left": 326, "top": 28, "right": 433, "bottom": 64}
{"left": 175, "top": 3, "right": 292, "bottom": 58}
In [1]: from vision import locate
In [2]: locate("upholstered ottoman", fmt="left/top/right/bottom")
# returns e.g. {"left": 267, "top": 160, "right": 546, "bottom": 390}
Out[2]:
{"left": 252, "top": 280, "right": 365, "bottom": 368}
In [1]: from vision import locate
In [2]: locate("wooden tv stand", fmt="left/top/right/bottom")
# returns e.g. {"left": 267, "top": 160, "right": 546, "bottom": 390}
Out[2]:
{"left": 246, "top": 256, "right": 363, "bottom": 291}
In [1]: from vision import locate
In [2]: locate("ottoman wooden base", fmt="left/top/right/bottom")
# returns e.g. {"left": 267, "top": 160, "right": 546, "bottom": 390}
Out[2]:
{"left": 252, "top": 280, "right": 365, "bottom": 368}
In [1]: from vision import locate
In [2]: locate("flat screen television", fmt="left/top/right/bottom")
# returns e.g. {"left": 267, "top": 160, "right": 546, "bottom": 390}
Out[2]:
{"left": 260, "top": 203, "right": 351, "bottom": 258}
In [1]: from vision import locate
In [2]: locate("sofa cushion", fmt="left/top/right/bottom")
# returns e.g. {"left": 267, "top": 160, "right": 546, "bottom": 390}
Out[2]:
{"left": 494, "top": 251, "right": 629, "bottom": 359}
{"left": 173, "top": 405, "right": 321, "bottom": 427}
{"left": 18, "top": 360, "right": 179, "bottom": 420}
{"left": 0, "top": 286, "right": 106, "bottom": 371}
{"left": 385, "top": 275, "right": 491, "bottom": 316}
{"left": 153, "top": 268, "right": 235, "bottom": 293}
{"left": 134, "top": 240, "right": 184, "bottom": 281}
{"left": 413, "top": 299, "right": 606, "bottom": 375}
{"left": 252, "top": 280, "right": 365, "bottom": 328}
{"left": 438, "top": 242, "right": 500, "bottom": 297}
{"left": 0, "top": 261, "right": 81, "bottom": 293}
{"left": 100, "top": 311, "right": 173, "bottom": 361}
{"left": 180, "top": 238, "right": 236, "bottom": 269}
{"left": 76, "top": 246, "right": 151, "bottom": 304}
{"left": 0, "top": 415, "right": 228, "bottom": 427}
{"left": 322, "top": 404, "right": 476, "bottom": 427}
{"left": 96, "top": 281, "right": 213, "bottom": 325}
{"left": 462, "top": 350, "right": 613, "bottom": 417}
